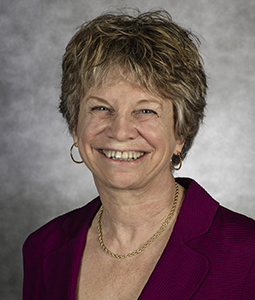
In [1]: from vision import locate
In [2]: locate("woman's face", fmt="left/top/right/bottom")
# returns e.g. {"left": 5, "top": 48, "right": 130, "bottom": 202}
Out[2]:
{"left": 73, "top": 76, "right": 183, "bottom": 192}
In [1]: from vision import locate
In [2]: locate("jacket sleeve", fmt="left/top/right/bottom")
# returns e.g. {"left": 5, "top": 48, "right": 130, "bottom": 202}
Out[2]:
{"left": 242, "top": 255, "right": 255, "bottom": 299}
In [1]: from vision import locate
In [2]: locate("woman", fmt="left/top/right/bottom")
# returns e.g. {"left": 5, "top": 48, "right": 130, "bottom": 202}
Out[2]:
{"left": 23, "top": 10, "right": 255, "bottom": 299}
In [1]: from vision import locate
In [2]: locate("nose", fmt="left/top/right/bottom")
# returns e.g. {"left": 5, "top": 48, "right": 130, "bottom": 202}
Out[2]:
{"left": 106, "top": 114, "right": 138, "bottom": 142}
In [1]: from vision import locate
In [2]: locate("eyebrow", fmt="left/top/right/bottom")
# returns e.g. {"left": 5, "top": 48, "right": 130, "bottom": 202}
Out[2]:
{"left": 85, "top": 96, "right": 163, "bottom": 107}
{"left": 85, "top": 96, "right": 109, "bottom": 104}
{"left": 136, "top": 98, "right": 163, "bottom": 107}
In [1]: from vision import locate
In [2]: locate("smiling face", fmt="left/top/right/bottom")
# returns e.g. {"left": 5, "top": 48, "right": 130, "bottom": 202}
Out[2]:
{"left": 73, "top": 75, "right": 184, "bottom": 192}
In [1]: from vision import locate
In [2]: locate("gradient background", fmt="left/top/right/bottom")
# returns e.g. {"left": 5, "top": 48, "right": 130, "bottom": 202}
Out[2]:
{"left": 1, "top": 0, "right": 255, "bottom": 298}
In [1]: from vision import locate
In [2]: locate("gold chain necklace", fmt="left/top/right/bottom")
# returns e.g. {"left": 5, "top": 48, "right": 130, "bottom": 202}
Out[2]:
{"left": 97, "top": 182, "right": 179, "bottom": 259}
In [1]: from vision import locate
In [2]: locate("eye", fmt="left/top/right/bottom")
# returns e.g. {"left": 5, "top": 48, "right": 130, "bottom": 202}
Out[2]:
{"left": 92, "top": 106, "right": 109, "bottom": 111}
{"left": 133, "top": 108, "right": 158, "bottom": 121}
{"left": 90, "top": 106, "right": 114, "bottom": 118}
{"left": 141, "top": 109, "right": 157, "bottom": 114}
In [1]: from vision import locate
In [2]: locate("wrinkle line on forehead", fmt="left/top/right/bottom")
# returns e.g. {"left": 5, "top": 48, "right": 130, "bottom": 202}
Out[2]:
{"left": 83, "top": 90, "right": 166, "bottom": 110}
{"left": 83, "top": 76, "right": 170, "bottom": 108}
{"left": 84, "top": 96, "right": 110, "bottom": 104}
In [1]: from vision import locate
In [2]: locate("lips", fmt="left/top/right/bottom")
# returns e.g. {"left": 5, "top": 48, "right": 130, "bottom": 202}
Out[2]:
{"left": 102, "top": 150, "right": 145, "bottom": 161}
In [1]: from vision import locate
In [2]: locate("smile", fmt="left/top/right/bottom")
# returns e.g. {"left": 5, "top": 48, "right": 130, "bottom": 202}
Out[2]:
{"left": 102, "top": 150, "right": 145, "bottom": 161}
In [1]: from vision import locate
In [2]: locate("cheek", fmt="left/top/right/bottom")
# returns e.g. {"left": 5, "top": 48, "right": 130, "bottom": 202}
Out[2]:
{"left": 140, "top": 118, "right": 172, "bottom": 140}
{"left": 137, "top": 123, "right": 163, "bottom": 149}
{"left": 78, "top": 117, "right": 108, "bottom": 141}
{"left": 139, "top": 119, "right": 176, "bottom": 152}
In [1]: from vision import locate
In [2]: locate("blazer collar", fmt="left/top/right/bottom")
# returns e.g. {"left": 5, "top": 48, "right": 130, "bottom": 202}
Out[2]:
{"left": 175, "top": 177, "right": 219, "bottom": 242}
{"left": 43, "top": 178, "right": 219, "bottom": 300}
{"left": 43, "top": 198, "right": 101, "bottom": 300}
{"left": 139, "top": 178, "right": 219, "bottom": 299}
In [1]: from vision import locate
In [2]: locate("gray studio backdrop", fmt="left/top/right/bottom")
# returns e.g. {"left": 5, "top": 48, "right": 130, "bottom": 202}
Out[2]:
{"left": 1, "top": 0, "right": 255, "bottom": 298}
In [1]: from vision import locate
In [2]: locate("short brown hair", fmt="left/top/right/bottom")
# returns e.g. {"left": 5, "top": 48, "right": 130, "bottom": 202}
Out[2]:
{"left": 59, "top": 9, "right": 207, "bottom": 165}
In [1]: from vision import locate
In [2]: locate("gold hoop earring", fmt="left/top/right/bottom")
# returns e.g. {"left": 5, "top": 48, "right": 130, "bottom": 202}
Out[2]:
{"left": 70, "top": 142, "right": 83, "bottom": 164}
{"left": 170, "top": 151, "right": 182, "bottom": 171}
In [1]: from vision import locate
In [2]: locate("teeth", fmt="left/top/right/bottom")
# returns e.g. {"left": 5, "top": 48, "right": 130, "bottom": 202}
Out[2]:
{"left": 102, "top": 150, "right": 145, "bottom": 161}
{"left": 104, "top": 150, "right": 112, "bottom": 158}
{"left": 115, "top": 151, "right": 122, "bottom": 159}
{"left": 122, "top": 152, "right": 129, "bottom": 159}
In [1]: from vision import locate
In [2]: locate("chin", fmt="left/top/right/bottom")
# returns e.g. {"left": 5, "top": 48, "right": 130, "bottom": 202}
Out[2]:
{"left": 94, "top": 174, "right": 143, "bottom": 191}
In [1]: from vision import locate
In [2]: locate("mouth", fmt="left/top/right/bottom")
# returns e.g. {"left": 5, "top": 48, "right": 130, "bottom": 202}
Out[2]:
{"left": 101, "top": 150, "right": 145, "bottom": 161}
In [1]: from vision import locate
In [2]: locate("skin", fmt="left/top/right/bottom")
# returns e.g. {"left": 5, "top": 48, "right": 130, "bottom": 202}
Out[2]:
{"left": 73, "top": 75, "right": 186, "bottom": 299}
{"left": 73, "top": 73, "right": 184, "bottom": 248}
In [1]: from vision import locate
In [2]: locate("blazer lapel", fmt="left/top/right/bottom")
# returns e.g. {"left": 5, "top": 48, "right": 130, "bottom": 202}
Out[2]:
{"left": 43, "top": 198, "right": 101, "bottom": 300}
{"left": 139, "top": 178, "right": 219, "bottom": 299}
{"left": 139, "top": 237, "right": 209, "bottom": 299}
{"left": 43, "top": 234, "right": 86, "bottom": 300}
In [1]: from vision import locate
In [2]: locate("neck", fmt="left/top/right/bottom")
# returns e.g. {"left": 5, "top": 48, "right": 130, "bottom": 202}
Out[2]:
{"left": 93, "top": 174, "right": 183, "bottom": 254}
{"left": 95, "top": 174, "right": 176, "bottom": 226}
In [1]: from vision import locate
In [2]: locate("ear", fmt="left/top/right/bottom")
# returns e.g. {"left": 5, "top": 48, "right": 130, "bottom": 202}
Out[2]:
{"left": 174, "top": 138, "right": 185, "bottom": 156}
{"left": 72, "top": 130, "right": 78, "bottom": 145}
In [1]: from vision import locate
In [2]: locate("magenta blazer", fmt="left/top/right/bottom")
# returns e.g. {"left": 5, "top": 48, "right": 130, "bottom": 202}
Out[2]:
{"left": 23, "top": 178, "right": 255, "bottom": 299}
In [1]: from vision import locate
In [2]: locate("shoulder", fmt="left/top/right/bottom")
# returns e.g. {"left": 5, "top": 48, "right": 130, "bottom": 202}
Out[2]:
{"left": 23, "top": 197, "right": 101, "bottom": 258}
{"left": 212, "top": 205, "right": 255, "bottom": 245}
{"left": 187, "top": 184, "right": 255, "bottom": 257}
{"left": 178, "top": 177, "right": 255, "bottom": 235}
{"left": 179, "top": 179, "right": 255, "bottom": 288}
{"left": 177, "top": 177, "right": 255, "bottom": 248}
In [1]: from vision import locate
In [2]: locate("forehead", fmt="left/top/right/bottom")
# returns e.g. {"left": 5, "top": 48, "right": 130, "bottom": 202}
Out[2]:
{"left": 85, "top": 69, "right": 168, "bottom": 103}
{"left": 94, "top": 68, "right": 143, "bottom": 89}
{"left": 85, "top": 79, "right": 162, "bottom": 106}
